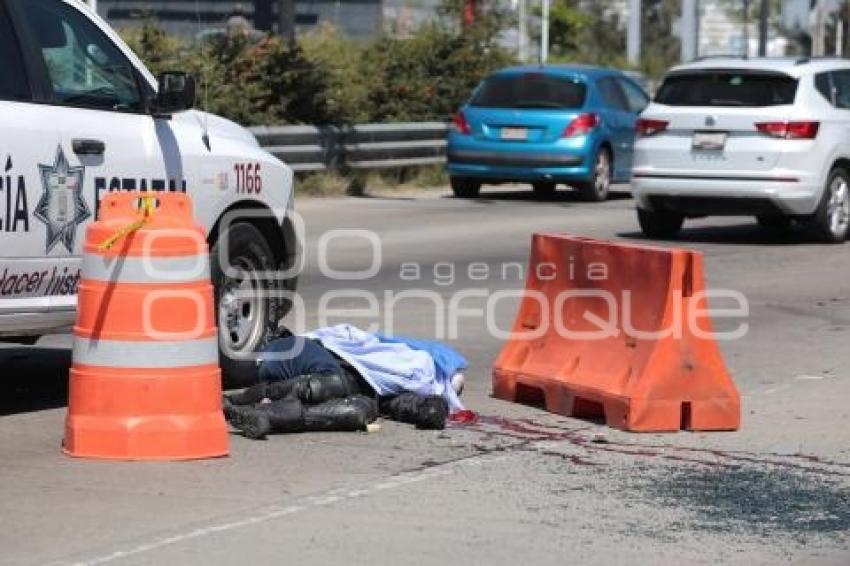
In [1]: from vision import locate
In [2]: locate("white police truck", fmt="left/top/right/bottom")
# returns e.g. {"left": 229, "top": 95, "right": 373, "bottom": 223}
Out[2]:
{"left": 0, "top": 0, "right": 299, "bottom": 385}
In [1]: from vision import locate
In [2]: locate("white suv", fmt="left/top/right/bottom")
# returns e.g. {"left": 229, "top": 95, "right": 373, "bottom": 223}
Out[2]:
{"left": 632, "top": 57, "right": 850, "bottom": 243}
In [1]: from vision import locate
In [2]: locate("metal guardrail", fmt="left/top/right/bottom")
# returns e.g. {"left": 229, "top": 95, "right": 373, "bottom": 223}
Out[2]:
{"left": 250, "top": 122, "right": 450, "bottom": 173}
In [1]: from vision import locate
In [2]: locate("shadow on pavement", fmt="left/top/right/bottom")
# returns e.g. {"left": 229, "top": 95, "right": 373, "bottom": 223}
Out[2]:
{"left": 351, "top": 192, "right": 419, "bottom": 202}
{"left": 449, "top": 187, "right": 632, "bottom": 204}
{"left": 619, "top": 222, "right": 839, "bottom": 247}
{"left": 0, "top": 347, "right": 71, "bottom": 416}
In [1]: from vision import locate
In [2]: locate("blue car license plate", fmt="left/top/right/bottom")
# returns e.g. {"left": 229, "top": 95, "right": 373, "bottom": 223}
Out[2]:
{"left": 501, "top": 127, "right": 528, "bottom": 141}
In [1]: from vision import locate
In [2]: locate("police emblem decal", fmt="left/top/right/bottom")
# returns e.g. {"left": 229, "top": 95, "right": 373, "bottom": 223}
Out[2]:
{"left": 33, "top": 146, "right": 91, "bottom": 253}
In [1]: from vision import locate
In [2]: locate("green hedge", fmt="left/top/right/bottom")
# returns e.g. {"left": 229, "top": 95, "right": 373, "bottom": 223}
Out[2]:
{"left": 121, "top": 8, "right": 514, "bottom": 126}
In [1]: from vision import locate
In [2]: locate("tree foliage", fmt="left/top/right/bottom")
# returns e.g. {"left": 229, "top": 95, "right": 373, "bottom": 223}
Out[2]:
{"left": 120, "top": 1, "right": 514, "bottom": 126}
{"left": 122, "top": 23, "right": 332, "bottom": 125}
{"left": 531, "top": 0, "right": 681, "bottom": 79}
{"left": 355, "top": 24, "right": 513, "bottom": 121}
{"left": 641, "top": 0, "right": 681, "bottom": 79}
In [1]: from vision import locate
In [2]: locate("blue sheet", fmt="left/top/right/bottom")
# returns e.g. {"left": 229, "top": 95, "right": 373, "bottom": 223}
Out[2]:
{"left": 376, "top": 333, "right": 466, "bottom": 411}
{"left": 307, "top": 324, "right": 465, "bottom": 412}
{"left": 376, "top": 334, "right": 468, "bottom": 382}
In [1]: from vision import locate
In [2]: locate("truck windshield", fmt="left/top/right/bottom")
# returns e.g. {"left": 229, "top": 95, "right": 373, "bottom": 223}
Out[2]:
{"left": 655, "top": 71, "right": 798, "bottom": 107}
{"left": 470, "top": 73, "right": 586, "bottom": 110}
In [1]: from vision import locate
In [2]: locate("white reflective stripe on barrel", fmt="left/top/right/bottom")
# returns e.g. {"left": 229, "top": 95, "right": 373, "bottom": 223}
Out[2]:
{"left": 73, "top": 336, "right": 219, "bottom": 368}
{"left": 82, "top": 254, "right": 210, "bottom": 284}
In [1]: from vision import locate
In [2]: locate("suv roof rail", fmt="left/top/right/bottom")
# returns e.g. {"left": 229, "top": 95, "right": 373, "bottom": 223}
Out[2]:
{"left": 795, "top": 56, "right": 848, "bottom": 65}
{"left": 689, "top": 55, "right": 849, "bottom": 66}
{"left": 691, "top": 54, "right": 748, "bottom": 62}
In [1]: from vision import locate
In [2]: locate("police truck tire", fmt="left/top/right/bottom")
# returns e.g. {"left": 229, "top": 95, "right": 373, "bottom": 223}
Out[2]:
{"left": 211, "top": 222, "right": 283, "bottom": 388}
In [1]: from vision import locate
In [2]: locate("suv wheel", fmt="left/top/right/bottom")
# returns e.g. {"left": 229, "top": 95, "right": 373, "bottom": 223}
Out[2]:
{"left": 637, "top": 208, "right": 685, "bottom": 239}
{"left": 808, "top": 168, "right": 850, "bottom": 243}
{"left": 532, "top": 182, "right": 557, "bottom": 197}
{"left": 450, "top": 177, "right": 481, "bottom": 198}
{"left": 211, "top": 222, "right": 286, "bottom": 388}
{"left": 577, "top": 148, "right": 611, "bottom": 202}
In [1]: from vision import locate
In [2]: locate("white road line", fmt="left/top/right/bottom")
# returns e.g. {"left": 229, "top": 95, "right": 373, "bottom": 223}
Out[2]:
{"left": 60, "top": 453, "right": 504, "bottom": 566}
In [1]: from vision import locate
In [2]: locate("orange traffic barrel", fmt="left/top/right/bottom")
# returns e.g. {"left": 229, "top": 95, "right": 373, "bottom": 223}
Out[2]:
{"left": 63, "top": 192, "right": 229, "bottom": 460}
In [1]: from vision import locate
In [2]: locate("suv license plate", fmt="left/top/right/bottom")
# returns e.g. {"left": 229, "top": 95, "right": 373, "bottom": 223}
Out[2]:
{"left": 501, "top": 127, "right": 528, "bottom": 141}
{"left": 692, "top": 131, "right": 727, "bottom": 151}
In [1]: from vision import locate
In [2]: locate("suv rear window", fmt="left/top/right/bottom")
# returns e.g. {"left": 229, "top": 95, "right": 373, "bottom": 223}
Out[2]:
{"left": 655, "top": 71, "right": 798, "bottom": 107}
{"left": 470, "top": 73, "right": 586, "bottom": 109}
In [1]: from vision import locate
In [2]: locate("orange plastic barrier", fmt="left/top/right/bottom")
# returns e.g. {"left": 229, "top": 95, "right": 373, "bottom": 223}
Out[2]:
{"left": 63, "top": 192, "right": 229, "bottom": 459}
{"left": 492, "top": 234, "right": 741, "bottom": 432}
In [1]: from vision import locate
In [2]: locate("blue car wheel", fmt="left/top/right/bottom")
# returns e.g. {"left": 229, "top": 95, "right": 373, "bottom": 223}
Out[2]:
{"left": 576, "top": 147, "right": 612, "bottom": 202}
{"left": 450, "top": 177, "right": 481, "bottom": 198}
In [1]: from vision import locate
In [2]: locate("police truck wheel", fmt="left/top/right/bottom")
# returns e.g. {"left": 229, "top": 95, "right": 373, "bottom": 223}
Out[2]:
{"left": 211, "top": 222, "right": 283, "bottom": 388}
{"left": 450, "top": 177, "right": 480, "bottom": 198}
{"left": 637, "top": 208, "right": 684, "bottom": 239}
{"left": 807, "top": 168, "right": 850, "bottom": 243}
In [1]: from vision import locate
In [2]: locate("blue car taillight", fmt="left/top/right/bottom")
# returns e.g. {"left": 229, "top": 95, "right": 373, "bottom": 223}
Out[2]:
{"left": 562, "top": 113, "right": 599, "bottom": 137}
{"left": 453, "top": 111, "right": 471, "bottom": 135}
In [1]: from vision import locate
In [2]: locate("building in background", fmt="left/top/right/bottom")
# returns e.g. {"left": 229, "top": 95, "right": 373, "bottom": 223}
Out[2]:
{"left": 95, "top": 0, "right": 404, "bottom": 40}
{"left": 608, "top": 0, "right": 791, "bottom": 59}
{"left": 383, "top": 0, "right": 440, "bottom": 36}
{"left": 699, "top": 1, "right": 789, "bottom": 56}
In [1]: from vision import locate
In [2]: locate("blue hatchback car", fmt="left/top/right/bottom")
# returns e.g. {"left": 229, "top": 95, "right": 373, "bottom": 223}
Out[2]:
{"left": 447, "top": 65, "right": 650, "bottom": 200}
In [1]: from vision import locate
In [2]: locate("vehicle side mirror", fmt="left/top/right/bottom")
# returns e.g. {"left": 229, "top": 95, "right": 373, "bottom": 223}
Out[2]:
{"left": 155, "top": 72, "right": 196, "bottom": 115}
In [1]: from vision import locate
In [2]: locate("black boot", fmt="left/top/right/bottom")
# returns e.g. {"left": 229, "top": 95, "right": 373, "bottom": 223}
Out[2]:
{"left": 224, "top": 382, "right": 271, "bottom": 407}
{"left": 380, "top": 393, "right": 448, "bottom": 430}
{"left": 226, "top": 404, "right": 272, "bottom": 440}
{"left": 300, "top": 395, "right": 378, "bottom": 432}
{"left": 222, "top": 394, "right": 235, "bottom": 420}
{"left": 226, "top": 372, "right": 364, "bottom": 407}
{"left": 262, "top": 396, "right": 377, "bottom": 433}
{"left": 268, "top": 372, "right": 365, "bottom": 404}
{"left": 346, "top": 394, "right": 379, "bottom": 424}
{"left": 229, "top": 395, "right": 378, "bottom": 438}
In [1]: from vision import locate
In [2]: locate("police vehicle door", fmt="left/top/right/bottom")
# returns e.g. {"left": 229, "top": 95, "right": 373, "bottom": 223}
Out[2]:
{"left": 8, "top": 0, "right": 164, "bottom": 315}
{"left": 0, "top": 0, "right": 63, "bottom": 321}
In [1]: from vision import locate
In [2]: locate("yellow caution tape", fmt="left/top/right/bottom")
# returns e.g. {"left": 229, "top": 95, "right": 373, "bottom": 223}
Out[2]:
{"left": 97, "top": 195, "right": 158, "bottom": 252}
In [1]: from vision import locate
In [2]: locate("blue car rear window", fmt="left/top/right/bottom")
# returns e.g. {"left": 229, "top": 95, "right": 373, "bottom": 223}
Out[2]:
{"left": 470, "top": 73, "right": 587, "bottom": 109}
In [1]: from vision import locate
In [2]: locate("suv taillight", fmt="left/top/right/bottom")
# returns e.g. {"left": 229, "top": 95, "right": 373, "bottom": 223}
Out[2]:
{"left": 453, "top": 111, "right": 471, "bottom": 135}
{"left": 755, "top": 121, "right": 819, "bottom": 140}
{"left": 636, "top": 118, "right": 669, "bottom": 137}
{"left": 562, "top": 113, "right": 599, "bottom": 137}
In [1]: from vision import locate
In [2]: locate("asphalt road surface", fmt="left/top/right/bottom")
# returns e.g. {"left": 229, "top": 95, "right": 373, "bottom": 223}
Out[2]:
{"left": 1, "top": 186, "right": 849, "bottom": 566}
